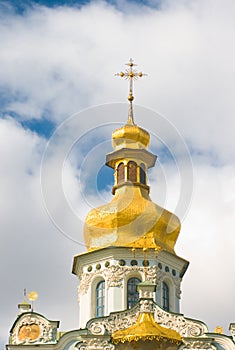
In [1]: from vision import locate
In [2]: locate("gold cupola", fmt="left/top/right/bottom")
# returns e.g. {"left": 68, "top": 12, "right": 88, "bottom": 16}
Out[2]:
{"left": 112, "top": 281, "right": 182, "bottom": 347}
{"left": 84, "top": 59, "right": 181, "bottom": 254}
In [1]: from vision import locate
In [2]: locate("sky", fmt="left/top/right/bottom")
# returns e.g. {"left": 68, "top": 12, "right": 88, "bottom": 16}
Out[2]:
{"left": 0, "top": 0, "right": 235, "bottom": 347}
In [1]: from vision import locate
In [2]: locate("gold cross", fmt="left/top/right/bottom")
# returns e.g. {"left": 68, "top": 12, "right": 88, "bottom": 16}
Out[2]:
{"left": 116, "top": 58, "right": 146, "bottom": 124}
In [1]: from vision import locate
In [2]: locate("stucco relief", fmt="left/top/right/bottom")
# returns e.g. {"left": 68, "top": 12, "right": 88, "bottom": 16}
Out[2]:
{"left": 156, "top": 270, "right": 182, "bottom": 298}
{"left": 104, "top": 265, "right": 125, "bottom": 287}
{"left": 87, "top": 302, "right": 206, "bottom": 339}
{"left": 87, "top": 305, "right": 140, "bottom": 335}
{"left": 181, "top": 340, "right": 217, "bottom": 349}
{"left": 79, "top": 270, "right": 101, "bottom": 295}
{"left": 11, "top": 315, "right": 57, "bottom": 345}
{"left": 76, "top": 339, "right": 115, "bottom": 350}
{"left": 79, "top": 264, "right": 181, "bottom": 301}
{"left": 154, "top": 307, "right": 207, "bottom": 337}
{"left": 139, "top": 299, "right": 155, "bottom": 313}
{"left": 79, "top": 264, "right": 160, "bottom": 296}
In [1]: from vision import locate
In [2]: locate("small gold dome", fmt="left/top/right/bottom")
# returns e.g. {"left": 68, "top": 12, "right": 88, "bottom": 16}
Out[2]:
{"left": 84, "top": 186, "right": 181, "bottom": 253}
{"left": 112, "top": 123, "right": 150, "bottom": 150}
{"left": 111, "top": 312, "right": 182, "bottom": 345}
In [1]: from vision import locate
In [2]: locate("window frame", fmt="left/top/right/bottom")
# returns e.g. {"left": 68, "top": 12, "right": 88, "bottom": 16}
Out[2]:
{"left": 162, "top": 281, "right": 170, "bottom": 311}
{"left": 95, "top": 280, "right": 105, "bottom": 317}
{"left": 127, "top": 277, "right": 141, "bottom": 309}
{"left": 140, "top": 163, "right": 146, "bottom": 184}
{"left": 127, "top": 161, "right": 137, "bottom": 182}
{"left": 117, "top": 162, "right": 125, "bottom": 184}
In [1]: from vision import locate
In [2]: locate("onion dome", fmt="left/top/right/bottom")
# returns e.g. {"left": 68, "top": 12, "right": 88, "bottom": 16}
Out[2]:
{"left": 111, "top": 281, "right": 182, "bottom": 348}
{"left": 83, "top": 59, "right": 181, "bottom": 254}
{"left": 84, "top": 186, "right": 181, "bottom": 253}
{"left": 112, "top": 123, "right": 150, "bottom": 150}
{"left": 84, "top": 115, "right": 181, "bottom": 253}
{"left": 111, "top": 312, "right": 182, "bottom": 345}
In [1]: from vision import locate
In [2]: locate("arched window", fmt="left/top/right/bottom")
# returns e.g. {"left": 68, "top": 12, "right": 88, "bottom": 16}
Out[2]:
{"left": 127, "top": 277, "right": 141, "bottom": 309}
{"left": 117, "top": 162, "right": 125, "bottom": 184}
{"left": 96, "top": 280, "right": 105, "bottom": 317}
{"left": 127, "top": 161, "right": 137, "bottom": 182}
{"left": 140, "top": 163, "right": 146, "bottom": 184}
{"left": 162, "top": 282, "right": 169, "bottom": 311}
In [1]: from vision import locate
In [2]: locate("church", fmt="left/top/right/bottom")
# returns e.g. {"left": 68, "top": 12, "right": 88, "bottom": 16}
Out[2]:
{"left": 6, "top": 60, "right": 235, "bottom": 350}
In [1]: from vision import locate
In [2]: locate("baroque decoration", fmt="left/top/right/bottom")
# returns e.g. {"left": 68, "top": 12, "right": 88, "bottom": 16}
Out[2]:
{"left": 78, "top": 265, "right": 181, "bottom": 298}
{"left": 76, "top": 339, "right": 115, "bottom": 350}
{"left": 87, "top": 300, "right": 207, "bottom": 338}
{"left": 181, "top": 341, "right": 217, "bottom": 350}
{"left": 11, "top": 315, "right": 57, "bottom": 345}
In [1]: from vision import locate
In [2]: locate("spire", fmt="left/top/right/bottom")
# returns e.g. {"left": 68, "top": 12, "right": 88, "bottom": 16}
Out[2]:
{"left": 116, "top": 58, "right": 146, "bottom": 124}
{"left": 18, "top": 289, "right": 31, "bottom": 314}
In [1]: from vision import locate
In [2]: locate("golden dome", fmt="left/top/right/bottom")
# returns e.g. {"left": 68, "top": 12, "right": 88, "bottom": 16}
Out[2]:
{"left": 83, "top": 59, "right": 181, "bottom": 254}
{"left": 111, "top": 312, "right": 182, "bottom": 345}
{"left": 84, "top": 186, "right": 181, "bottom": 253}
{"left": 112, "top": 123, "right": 150, "bottom": 149}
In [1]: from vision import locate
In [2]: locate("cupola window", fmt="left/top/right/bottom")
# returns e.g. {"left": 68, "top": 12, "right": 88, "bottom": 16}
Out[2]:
{"left": 96, "top": 280, "right": 105, "bottom": 317}
{"left": 127, "top": 161, "right": 137, "bottom": 182}
{"left": 162, "top": 281, "right": 169, "bottom": 311}
{"left": 140, "top": 163, "right": 146, "bottom": 184}
{"left": 117, "top": 162, "right": 125, "bottom": 184}
{"left": 127, "top": 277, "right": 141, "bottom": 309}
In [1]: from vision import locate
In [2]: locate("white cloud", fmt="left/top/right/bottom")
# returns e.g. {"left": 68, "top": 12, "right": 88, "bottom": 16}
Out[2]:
{"left": 0, "top": 0, "right": 235, "bottom": 346}
{"left": 0, "top": 0, "right": 234, "bottom": 162}
{"left": 0, "top": 118, "right": 81, "bottom": 346}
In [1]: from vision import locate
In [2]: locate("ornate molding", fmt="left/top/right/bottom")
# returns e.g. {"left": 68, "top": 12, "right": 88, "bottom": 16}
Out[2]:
{"left": 11, "top": 315, "right": 57, "bottom": 345}
{"left": 156, "top": 270, "right": 182, "bottom": 298}
{"left": 104, "top": 265, "right": 126, "bottom": 288}
{"left": 87, "top": 303, "right": 207, "bottom": 339}
{"left": 77, "top": 339, "right": 115, "bottom": 350}
{"left": 79, "top": 270, "right": 101, "bottom": 295}
{"left": 181, "top": 340, "right": 217, "bottom": 349}
{"left": 139, "top": 299, "right": 155, "bottom": 313}
{"left": 79, "top": 264, "right": 181, "bottom": 300}
{"left": 154, "top": 307, "right": 207, "bottom": 337}
{"left": 79, "top": 264, "right": 163, "bottom": 296}
{"left": 87, "top": 305, "right": 140, "bottom": 335}
{"left": 174, "top": 277, "right": 182, "bottom": 298}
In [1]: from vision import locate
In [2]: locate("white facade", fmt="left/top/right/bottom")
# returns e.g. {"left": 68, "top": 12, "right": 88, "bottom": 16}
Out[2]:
{"left": 72, "top": 247, "right": 188, "bottom": 327}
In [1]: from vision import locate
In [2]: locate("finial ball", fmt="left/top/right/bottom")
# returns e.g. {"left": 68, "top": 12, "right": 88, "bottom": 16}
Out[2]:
{"left": 215, "top": 326, "right": 223, "bottom": 334}
{"left": 128, "top": 95, "right": 134, "bottom": 101}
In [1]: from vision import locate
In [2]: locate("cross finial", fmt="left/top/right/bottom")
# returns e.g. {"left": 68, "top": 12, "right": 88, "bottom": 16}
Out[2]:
{"left": 116, "top": 58, "right": 146, "bottom": 124}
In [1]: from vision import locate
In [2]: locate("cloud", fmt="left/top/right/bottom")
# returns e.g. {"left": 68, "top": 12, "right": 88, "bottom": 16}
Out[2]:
{"left": 177, "top": 162, "right": 235, "bottom": 331}
{"left": 0, "top": 0, "right": 235, "bottom": 346}
{"left": 0, "top": 0, "right": 234, "bottom": 162}
{"left": 0, "top": 118, "right": 81, "bottom": 346}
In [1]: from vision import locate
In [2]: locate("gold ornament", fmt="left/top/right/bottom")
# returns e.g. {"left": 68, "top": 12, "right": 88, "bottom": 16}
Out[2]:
{"left": 18, "top": 324, "right": 40, "bottom": 341}
{"left": 28, "top": 291, "right": 38, "bottom": 301}
{"left": 214, "top": 326, "right": 223, "bottom": 334}
{"left": 116, "top": 58, "right": 146, "bottom": 124}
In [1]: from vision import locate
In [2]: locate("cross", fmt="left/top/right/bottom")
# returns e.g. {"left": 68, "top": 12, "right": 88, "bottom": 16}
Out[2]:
{"left": 116, "top": 58, "right": 146, "bottom": 124}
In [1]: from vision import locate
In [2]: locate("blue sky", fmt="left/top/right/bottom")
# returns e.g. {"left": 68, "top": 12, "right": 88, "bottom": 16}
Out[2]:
{"left": 0, "top": 0, "right": 235, "bottom": 348}
{"left": 2, "top": 0, "right": 88, "bottom": 12}
{"left": 1, "top": 0, "right": 160, "bottom": 15}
